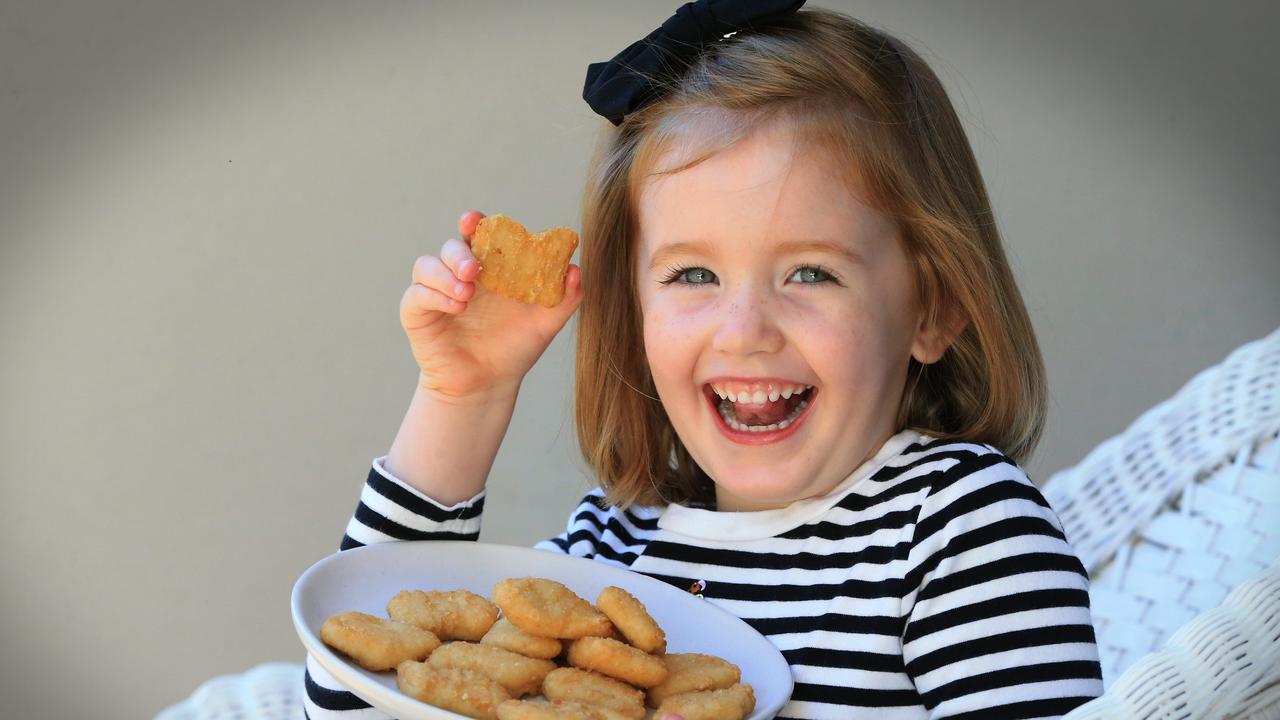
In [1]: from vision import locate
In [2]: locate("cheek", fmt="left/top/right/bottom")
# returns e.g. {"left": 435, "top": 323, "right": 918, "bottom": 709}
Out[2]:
{"left": 641, "top": 305, "right": 693, "bottom": 384}
{"left": 643, "top": 294, "right": 704, "bottom": 336}
{"left": 791, "top": 301, "right": 902, "bottom": 376}
{"left": 640, "top": 302, "right": 711, "bottom": 397}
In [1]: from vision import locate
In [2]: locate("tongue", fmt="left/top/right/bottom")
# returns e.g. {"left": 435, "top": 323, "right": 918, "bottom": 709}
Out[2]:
{"left": 733, "top": 394, "right": 798, "bottom": 427}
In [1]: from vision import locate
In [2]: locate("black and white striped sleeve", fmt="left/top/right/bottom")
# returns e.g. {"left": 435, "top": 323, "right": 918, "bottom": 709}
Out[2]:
{"left": 901, "top": 450, "right": 1104, "bottom": 719}
{"left": 339, "top": 455, "right": 485, "bottom": 550}
{"left": 304, "top": 456, "right": 486, "bottom": 720}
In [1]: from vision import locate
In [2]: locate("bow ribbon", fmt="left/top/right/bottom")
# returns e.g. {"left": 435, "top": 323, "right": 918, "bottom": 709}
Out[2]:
{"left": 582, "top": 0, "right": 807, "bottom": 126}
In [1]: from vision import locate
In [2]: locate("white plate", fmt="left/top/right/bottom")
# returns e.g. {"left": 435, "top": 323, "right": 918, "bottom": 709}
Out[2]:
{"left": 293, "top": 541, "right": 793, "bottom": 719}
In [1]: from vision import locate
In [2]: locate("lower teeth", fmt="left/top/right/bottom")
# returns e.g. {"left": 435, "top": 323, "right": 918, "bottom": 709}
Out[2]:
{"left": 717, "top": 394, "right": 811, "bottom": 433}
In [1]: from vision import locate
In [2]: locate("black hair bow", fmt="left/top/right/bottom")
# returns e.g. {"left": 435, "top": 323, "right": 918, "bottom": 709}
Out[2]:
{"left": 582, "top": 0, "right": 807, "bottom": 126}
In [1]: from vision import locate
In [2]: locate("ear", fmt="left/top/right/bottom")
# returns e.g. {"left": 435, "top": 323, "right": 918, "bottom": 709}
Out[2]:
{"left": 911, "top": 304, "right": 967, "bottom": 365}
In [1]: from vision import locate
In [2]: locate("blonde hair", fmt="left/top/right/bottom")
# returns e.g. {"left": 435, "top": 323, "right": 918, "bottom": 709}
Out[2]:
{"left": 575, "top": 7, "right": 1046, "bottom": 508}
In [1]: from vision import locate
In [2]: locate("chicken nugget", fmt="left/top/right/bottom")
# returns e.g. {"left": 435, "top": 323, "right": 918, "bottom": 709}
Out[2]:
{"left": 319, "top": 611, "right": 440, "bottom": 672}
{"left": 429, "top": 641, "right": 557, "bottom": 698}
{"left": 542, "top": 667, "right": 645, "bottom": 720}
{"left": 655, "top": 683, "right": 756, "bottom": 720}
{"left": 595, "top": 586, "right": 666, "bottom": 655}
{"left": 493, "top": 577, "right": 613, "bottom": 639}
{"left": 566, "top": 636, "right": 668, "bottom": 688}
{"left": 496, "top": 699, "right": 633, "bottom": 720}
{"left": 397, "top": 660, "right": 511, "bottom": 720}
{"left": 481, "top": 617, "right": 563, "bottom": 659}
{"left": 471, "top": 214, "right": 579, "bottom": 308}
{"left": 388, "top": 588, "right": 499, "bottom": 642}
{"left": 646, "top": 652, "right": 742, "bottom": 707}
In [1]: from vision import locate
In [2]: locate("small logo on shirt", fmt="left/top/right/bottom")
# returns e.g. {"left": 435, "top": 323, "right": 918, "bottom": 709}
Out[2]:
{"left": 687, "top": 579, "right": 706, "bottom": 599}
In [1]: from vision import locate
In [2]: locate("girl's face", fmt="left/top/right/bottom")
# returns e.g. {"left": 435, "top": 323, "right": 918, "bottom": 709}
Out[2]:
{"left": 635, "top": 119, "right": 939, "bottom": 512}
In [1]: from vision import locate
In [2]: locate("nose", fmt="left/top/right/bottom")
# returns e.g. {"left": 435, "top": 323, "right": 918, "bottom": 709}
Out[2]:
{"left": 710, "top": 286, "right": 785, "bottom": 356}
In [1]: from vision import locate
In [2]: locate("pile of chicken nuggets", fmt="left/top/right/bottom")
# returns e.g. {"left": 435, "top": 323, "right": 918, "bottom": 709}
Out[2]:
{"left": 320, "top": 577, "right": 755, "bottom": 720}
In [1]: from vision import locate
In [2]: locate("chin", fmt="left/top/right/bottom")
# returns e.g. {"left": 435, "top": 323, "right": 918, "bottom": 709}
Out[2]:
{"left": 710, "top": 468, "right": 811, "bottom": 510}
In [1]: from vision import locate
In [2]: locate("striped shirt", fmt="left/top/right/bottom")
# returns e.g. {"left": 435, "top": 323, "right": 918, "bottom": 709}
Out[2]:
{"left": 304, "top": 430, "right": 1103, "bottom": 719}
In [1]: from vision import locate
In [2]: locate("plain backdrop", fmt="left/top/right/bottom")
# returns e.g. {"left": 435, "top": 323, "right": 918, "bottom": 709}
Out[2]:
{"left": 1, "top": 1, "right": 1277, "bottom": 717}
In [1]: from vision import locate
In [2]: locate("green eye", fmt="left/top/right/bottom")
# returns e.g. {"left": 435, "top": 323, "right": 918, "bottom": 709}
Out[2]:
{"left": 661, "top": 266, "right": 717, "bottom": 285}
{"left": 791, "top": 266, "right": 832, "bottom": 283}
{"left": 683, "top": 268, "right": 716, "bottom": 284}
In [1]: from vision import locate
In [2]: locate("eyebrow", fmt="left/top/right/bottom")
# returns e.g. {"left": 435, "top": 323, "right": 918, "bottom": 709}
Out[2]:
{"left": 647, "top": 238, "right": 863, "bottom": 270}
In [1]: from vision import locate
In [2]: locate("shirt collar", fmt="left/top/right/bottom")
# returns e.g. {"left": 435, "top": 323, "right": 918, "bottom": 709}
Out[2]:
{"left": 657, "top": 429, "right": 926, "bottom": 541}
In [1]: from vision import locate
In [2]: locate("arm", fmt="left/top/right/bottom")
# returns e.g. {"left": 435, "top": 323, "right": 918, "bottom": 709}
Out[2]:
{"left": 342, "top": 198, "right": 584, "bottom": 546}
{"left": 385, "top": 376, "right": 518, "bottom": 506}
{"left": 306, "top": 206, "right": 581, "bottom": 716}
{"left": 338, "top": 455, "right": 485, "bottom": 551}
{"left": 902, "top": 452, "right": 1104, "bottom": 719}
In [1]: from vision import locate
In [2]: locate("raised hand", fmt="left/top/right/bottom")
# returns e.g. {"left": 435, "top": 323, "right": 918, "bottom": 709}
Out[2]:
{"left": 400, "top": 210, "right": 584, "bottom": 403}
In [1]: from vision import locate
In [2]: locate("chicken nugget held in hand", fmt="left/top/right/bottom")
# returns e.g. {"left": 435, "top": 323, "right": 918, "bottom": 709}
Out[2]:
{"left": 471, "top": 214, "right": 579, "bottom": 308}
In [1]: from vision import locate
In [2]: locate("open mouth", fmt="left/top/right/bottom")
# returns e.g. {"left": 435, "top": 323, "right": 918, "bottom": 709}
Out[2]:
{"left": 703, "top": 384, "right": 817, "bottom": 435}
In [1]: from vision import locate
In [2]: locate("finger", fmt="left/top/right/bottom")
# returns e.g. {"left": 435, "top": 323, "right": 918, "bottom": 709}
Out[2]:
{"left": 400, "top": 283, "right": 466, "bottom": 325}
{"left": 560, "top": 264, "right": 583, "bottom": 307}
{"left": 439, "top": 238, "right": 480, "bottom": 282}
{"left": 458, "top": 210, "right": 485, "bottom": 242}
{"left": 412, "top": 255, "right": 474, "bottom": 302}
{"left": 536, "top": 265, "right": 584, "bottom": 334}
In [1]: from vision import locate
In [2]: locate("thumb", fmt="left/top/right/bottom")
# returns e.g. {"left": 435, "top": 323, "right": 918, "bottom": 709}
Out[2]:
{"left": 548, "top": 263, "right": 584, "bottom": 320}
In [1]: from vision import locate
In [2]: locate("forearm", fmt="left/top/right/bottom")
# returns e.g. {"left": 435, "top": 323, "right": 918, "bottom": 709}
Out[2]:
{"left": 383, "top": 374, "right": 519, "bottom": 506}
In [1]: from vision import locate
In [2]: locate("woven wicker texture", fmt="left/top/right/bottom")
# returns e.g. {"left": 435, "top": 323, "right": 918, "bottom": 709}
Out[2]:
{"left": 1062, "top": 558, "right": 1280, "bottom": 720}
{"left": 1042, "top": 327, "right": 1280, "bottom": 685}
{"left": 154, "top": 662, "right": 302, "bottom": 720}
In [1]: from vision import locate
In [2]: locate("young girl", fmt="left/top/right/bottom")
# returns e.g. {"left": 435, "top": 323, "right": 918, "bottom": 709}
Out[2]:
{"left": 304, "top": 3, "right": 1103, "bottom": 718}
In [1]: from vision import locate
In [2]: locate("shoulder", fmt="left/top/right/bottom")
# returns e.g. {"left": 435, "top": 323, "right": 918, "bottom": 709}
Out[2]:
{"left": 536, "top": 487, "right": 663, "bottom": 563}
{"left": 869, "top": 434, "right": 1011, "bottom": 488}
{"left": 568, "top": 487, "right": 666, "bottom": 528}
{"left": 902, "top": 436, "right": 1067, "bottom": 548}
{"left": 889, "top": 434, "right": 1036, "bottom": 495}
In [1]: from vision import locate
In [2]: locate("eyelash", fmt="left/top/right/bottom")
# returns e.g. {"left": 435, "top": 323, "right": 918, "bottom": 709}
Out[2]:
{"left": 659, "top": 264, "right": 843, "bottom": 287}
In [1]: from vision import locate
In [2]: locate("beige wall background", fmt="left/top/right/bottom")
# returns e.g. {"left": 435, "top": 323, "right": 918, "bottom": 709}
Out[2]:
{"left": 2, "top": 1, "right": 1277, "bottom": 717}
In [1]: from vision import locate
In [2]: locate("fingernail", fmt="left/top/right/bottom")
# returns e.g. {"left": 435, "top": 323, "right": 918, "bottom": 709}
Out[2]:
{"left": 454, "top": 282, "right": 467, "bottom": 296}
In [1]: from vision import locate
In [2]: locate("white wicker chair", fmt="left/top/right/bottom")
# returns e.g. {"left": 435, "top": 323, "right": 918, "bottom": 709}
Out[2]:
{"left": 155, "top": 329, "right": 1280, "bottom": 720}
{"left": 1044, "top": 327, "right": 1280, "bottom": 720}
{"left": 154, "top": 663, "right": 303, "bottom": 720}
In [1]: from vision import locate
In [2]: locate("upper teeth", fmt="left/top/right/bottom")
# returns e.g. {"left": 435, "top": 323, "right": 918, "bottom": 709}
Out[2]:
{"left": 710, "top": 383, "right": 812, "bottom": 405}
